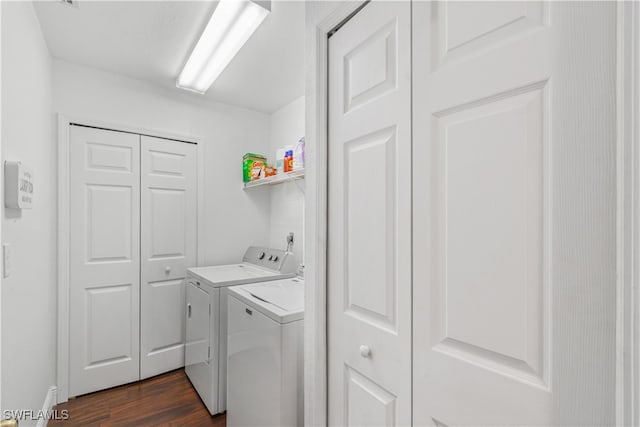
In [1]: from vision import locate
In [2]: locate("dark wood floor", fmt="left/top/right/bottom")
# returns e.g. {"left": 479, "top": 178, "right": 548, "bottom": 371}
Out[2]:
{"left": 50, "top": 369, "right": 226, "bottom": 427}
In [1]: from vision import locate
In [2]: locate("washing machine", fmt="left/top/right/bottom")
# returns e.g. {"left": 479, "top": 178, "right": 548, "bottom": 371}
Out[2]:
{"left": 184, "top": 246, "right": 297, "bottom": 415}
{"left": 226, "top": 277, "right": 304, "bottom": 427}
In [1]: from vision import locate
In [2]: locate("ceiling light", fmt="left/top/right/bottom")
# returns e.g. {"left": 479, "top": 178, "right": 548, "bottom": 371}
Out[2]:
{"left": 177, "top": 0, "right": 270, "bottom": 94}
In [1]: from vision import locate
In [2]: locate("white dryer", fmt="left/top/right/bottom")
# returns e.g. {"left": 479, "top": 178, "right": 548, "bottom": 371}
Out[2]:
{"left": 226, "top": 277, "right": 304, "bottom": 427}
{"left": 184, "top": 246, "right": 297, "bottom": 415}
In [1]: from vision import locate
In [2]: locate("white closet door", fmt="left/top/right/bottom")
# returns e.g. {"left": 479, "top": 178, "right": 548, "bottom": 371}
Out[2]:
{"left": 413, "top": 1, "right": 616, "bottom": 425}
{"left": 328, "top": 1, "right": 412, "bottom": 425}
{"left": 69, "top": 126, "right": 141, "bottom": 397}
{"left": 140, "top": 135, "right": 197, "bottom": 379}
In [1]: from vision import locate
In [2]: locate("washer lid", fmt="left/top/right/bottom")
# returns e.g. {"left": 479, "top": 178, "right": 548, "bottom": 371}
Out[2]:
{"left": 229, "top": 278, "right": 304, "bottom": 323}
{"left": 245, "top": 279, "right": 304, "bottom": 312}
{"left": 187, "top": 263, "right": 292, "bottom": 287}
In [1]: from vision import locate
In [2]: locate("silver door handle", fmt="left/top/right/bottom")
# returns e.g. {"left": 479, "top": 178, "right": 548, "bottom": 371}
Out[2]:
{"left": 187, "top": 303, "right": 192, "bottom": 318}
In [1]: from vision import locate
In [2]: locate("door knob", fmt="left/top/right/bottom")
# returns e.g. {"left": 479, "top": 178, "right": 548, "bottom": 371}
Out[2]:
{"left": 359, "top": 345, "right": 371, "bottom": 358}
{"left": 165, "top": 266, "right": 171, "bottom": 274}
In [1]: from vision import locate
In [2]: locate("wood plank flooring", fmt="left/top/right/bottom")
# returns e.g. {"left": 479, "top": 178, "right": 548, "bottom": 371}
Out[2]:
{"left": 50, "top": 369, "right": 225, "bottom": 427}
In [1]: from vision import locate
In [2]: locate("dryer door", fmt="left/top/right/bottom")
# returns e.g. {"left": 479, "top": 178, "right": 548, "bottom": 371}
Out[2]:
{"left": 185, "top": 282, "right": 210, "bottom": 366}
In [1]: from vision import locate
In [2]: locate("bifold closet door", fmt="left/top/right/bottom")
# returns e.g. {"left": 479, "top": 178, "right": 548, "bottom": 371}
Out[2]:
{"left": 412, "top": 1, "right": 616, "bottom": 425}
{"left": 69, "top": 125, "right": 141, "bottom": 397}
{"left": 140, "top": 135, "right": 197, "bottom": 379}
{"left": 327, "top": 1, "right": 412, "bottom": 425}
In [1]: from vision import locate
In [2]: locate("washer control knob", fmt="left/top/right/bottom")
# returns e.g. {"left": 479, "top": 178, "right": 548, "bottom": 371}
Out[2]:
{"left": 268, "top": 255, "right": 273, "bottom": 261}
{"left": 273, "top": 256, "right": 279, "bottom": 262}
{"left": 359, "top": 345, "right": 371, "bottom": 358}
{"left": 258, "top": 252, "right": 266, "bottom": 260}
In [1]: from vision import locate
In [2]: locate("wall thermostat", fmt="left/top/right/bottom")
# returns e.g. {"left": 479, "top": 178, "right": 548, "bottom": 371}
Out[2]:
{"left": 5, "top": 161, "right": 33, "bottom": 209}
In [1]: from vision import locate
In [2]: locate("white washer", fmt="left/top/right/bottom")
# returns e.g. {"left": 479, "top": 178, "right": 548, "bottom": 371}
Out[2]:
{"left": 226, "top": 277, "right": 304, "bottom": 427}
{"left": 184, "top": 246, "right": 297, "bottom": 415}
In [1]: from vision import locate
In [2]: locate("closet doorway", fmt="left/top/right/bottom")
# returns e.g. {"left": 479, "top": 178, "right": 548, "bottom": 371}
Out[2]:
{"left": 57, "top": 119, "right": 204, "bottom": 402}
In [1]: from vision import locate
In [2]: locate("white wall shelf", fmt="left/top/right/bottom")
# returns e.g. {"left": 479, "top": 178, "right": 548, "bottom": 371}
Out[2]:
{"left": 243, "top": 169, "right": 305, "bottom": 189}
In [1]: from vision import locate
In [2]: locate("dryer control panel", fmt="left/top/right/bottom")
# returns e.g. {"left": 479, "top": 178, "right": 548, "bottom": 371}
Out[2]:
{"left": 243, "top": 246, "right": 297, "bottom": 273}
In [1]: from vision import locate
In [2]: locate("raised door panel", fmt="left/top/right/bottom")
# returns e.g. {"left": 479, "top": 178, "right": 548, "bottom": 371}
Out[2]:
{"left": 85, "top": 142, "right": 133, "bottom": 173}
{"left": 149, "top": 149, "right": 187, "bottom": 177}
{"left": 69, "top": 125, "right": 140, "bottom": 397}
{"left": 344, "top": 20, "right": 397, "bottom": 113}
{"left": 149, "top": 189, "right": 186, "bottom": 258}
{"left": 147, "top": 279, "right": 186, "bottom": 356}
{"left": 85, "top": 284, "right": 134, "bottom": 367}
{"left": 344, "top": 128, "right": 397, "bottom": 332}
{"left": 431, "top": 86, "right": 547, "bottom": 385}
{"left": 345, "top": 367, "right": 397, "bottom": 427}
{"left": 140, "top": 135, "right": 197, "bottom": 379}
{"left": 85, "top": 185, "right": 133, "bottom": 262}
{"left": 433, "top": 1, "right": 546, "bottom": 69}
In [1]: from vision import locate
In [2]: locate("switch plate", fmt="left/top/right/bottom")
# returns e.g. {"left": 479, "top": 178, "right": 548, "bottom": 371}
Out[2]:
{"left": 3, "top": 243, "right": 11, "bottom": 278}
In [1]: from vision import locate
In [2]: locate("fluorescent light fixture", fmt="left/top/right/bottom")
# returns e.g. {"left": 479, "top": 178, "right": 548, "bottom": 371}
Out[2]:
{"left": 177, "top": 0, "right": 270, "bottom": 93}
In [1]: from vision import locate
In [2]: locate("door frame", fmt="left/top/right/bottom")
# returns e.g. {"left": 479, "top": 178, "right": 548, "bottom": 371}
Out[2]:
{"left": 0, "top": 2, "right": 3, "bottom": 413}
{"left": 617, "top": 1, "right": 640, "bottom": 425}
{"left": 304, "top": 2, "right": 367, "bottom": 425}
{"left": 56, "top": 114, "right": 206, "bottom": 403}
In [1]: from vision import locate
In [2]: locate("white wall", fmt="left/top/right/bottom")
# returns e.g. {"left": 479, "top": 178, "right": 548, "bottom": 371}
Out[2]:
{"left": 1, "top": 1, "right": 56, "bottom": 419}
{"left": 53, "top": 59, "right": 272, "bottom": 265}
{"left": 268, "top": 96, "right": 305, "bottom": 267}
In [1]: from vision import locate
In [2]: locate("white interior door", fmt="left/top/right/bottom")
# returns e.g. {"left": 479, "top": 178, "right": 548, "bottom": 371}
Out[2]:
{"left": 69, "top": 125, "right": 141, "bottom": 397}
{"left": 140, "top": 135, "right": 197, "bottom": 379}
{"left": 412, "top": 1, "right": 617, "bottom": 425}
{"left": 328, "top": 1, "right": 412, "bottom": 425}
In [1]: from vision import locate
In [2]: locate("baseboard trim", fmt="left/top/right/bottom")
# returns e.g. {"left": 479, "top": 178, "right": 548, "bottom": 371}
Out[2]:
{"left": 36, "top": 386, "right": 57, "bottom": 427}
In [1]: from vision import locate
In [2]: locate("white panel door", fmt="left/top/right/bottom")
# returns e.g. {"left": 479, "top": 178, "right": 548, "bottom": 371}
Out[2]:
{"left": 413, "top": 1, "right": 616, "bottom": 425}
{"left": 69, "top": 125, "right": 141, "bottom": 397}
{"left": 328, "top": 1, "right": 411, "bottom": 425}
{"left": 140, "top": 135, "right": 197, "bottom": 379}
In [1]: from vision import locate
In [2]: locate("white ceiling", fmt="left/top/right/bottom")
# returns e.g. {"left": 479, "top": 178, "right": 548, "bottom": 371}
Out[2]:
{"left": 33, "top": 1, "right": 305, "bottom": 113}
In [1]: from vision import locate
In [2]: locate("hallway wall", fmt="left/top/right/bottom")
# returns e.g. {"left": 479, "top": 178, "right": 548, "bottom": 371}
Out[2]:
{"left": 1, "top": 1, "right": 57, "bottom": 418}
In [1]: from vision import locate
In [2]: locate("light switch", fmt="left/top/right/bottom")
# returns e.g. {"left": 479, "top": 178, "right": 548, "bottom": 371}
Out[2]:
{"left": 3, "top": 244, "right": 11, "bottom": 278}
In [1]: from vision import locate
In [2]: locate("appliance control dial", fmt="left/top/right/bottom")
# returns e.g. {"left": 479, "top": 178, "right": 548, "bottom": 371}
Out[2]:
{"left": 258, "top": 252, "right": 266, "bottom": 260}
{"left": 268, "top": 255, "right": 273, "bottom": 261}
{"left": 273, "top": 256, "right": 279, "bottom": 262}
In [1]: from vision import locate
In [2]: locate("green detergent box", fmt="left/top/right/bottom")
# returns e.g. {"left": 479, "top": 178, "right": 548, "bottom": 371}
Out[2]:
{"left": 243, "top": 153, "right": 267, "bottom": 183}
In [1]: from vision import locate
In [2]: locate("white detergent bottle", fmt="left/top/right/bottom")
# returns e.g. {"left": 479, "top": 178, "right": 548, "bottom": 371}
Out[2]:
{"left": 276, "top": 148, "right": 285, "bottom": 174}
{"left": 293, "top": 137, "right": 305, "bottom": 170}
